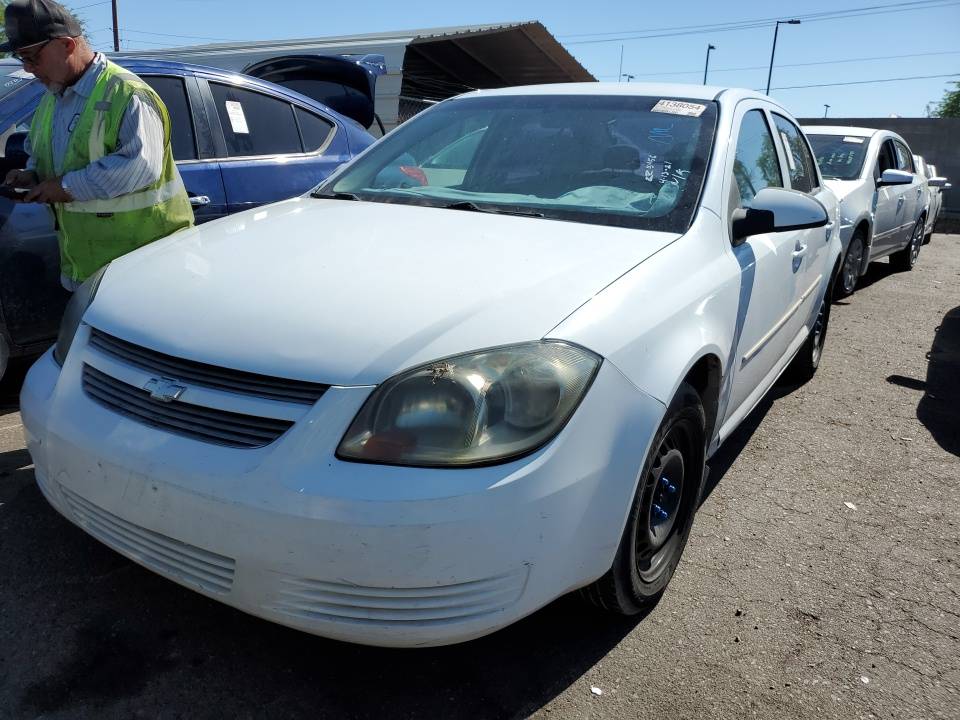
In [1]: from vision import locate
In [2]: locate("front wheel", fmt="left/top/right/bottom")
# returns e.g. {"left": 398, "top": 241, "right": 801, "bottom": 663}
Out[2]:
{"left": 890, "top": 219, "right": 923, "bottom": 272}
{"left": 837, "top": 232, "right": 865, "bottom": 298}
{"left": 581, "top": 382, "right": 706, "bottom": 615}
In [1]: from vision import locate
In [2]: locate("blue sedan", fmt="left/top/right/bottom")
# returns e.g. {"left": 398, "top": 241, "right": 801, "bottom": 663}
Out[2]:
{"left": 0, "top": 58, "right": 376, "bottom": 379}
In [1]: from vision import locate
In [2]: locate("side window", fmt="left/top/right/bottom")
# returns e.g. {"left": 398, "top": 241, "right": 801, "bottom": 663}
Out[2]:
{"left": 209, "top": 82, "right": 301, "bottom": 157}
{"left": 732, "top": 109, "right": 782, "bottom": 207}
{"left": 142, "top": 75, "right": 197, "bottom": 161}
{"left": 772, "top": 114, "right": 816, "bottom": 193}
{"left": 295, "top": 107, "right": 334, "bottom": 153}
{"left": 876, "top": 140, "right": 895, "bottom": 176}
{"left": 894, "top": 141, "right": 913, "bottom": 172}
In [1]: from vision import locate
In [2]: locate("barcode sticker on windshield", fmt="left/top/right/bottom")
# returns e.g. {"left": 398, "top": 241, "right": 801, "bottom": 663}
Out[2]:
{"left": 225, "top": 101, "right": 250, "bottom": 134}
{"left": 652, "top": 100, "right": 706, "bottom": 117}
{"left": 843, "top": 136, "right": 865, "bottom": 143}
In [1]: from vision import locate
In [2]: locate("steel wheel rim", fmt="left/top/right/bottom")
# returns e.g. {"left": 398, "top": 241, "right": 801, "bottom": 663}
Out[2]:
{"left": 635, "top": 422, "right": 696, "bottom": 584}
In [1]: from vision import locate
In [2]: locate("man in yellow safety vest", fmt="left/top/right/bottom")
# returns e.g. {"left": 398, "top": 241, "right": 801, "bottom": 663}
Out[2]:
{"left": 2, "top": 0, "right": 194, "bottom": 291}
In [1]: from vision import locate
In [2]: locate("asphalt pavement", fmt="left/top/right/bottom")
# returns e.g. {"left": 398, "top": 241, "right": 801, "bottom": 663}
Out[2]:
{"left": 1, "top": 235, "right": 958, "bottom": 720}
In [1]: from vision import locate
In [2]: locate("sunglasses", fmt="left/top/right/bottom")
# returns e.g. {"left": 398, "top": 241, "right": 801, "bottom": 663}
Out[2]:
{"left": 12, "top": 39, "right": 53, "bottom": 65}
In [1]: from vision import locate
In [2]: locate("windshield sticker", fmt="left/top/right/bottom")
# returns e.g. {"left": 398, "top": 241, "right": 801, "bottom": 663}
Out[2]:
{"left": 843, "top": 136, "right": 865, "bottom": 144}
{"left": 225, "top": 101, "right": 250, "bottom": 134}
{"left": 9, "top": 69, "right": 33, "bottom": 79}
{"left": 651, "top": 99, "right": 706, "bottom": 117}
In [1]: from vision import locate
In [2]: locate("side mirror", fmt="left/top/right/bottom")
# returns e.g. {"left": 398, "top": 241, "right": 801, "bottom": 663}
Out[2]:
{"left": 4, "top": 131, "right": 29, "bottom": 170}
{"left": 732, "top": 187, "right": 829, "bottom": 245}
{"left": 877, "top": 169, "right": 913, "bottom": 187}
{"left": 928, "top": 176, "right": 948, "bottom": 188}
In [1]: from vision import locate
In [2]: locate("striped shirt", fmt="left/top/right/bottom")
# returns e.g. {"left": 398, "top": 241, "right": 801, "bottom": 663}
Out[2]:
{"left": 25, "top": 53, "right": 165, "bottom": 203}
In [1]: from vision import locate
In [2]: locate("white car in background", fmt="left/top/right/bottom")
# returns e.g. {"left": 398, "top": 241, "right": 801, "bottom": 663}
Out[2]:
{"left": 22, "top": 83, "right": 840, "bottom": 647}
{"left": 804, "top": 126, "right": 935, "bottom": 296}
{"left": 916, "top": 158, "right": 950, "bottom": 243}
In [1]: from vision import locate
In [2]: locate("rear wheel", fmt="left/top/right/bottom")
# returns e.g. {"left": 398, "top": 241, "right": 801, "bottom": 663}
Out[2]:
{"left": 837, "top": 232, "right": 865, "bottom": 298}
{"left": 581, "top": 382, "right": 706, "bottom": 614}
{"left": 890, "top": 219, "right": 923, "bottom": 272}
{"left": 784, "top": 286, "right": 831, "bottom": 385}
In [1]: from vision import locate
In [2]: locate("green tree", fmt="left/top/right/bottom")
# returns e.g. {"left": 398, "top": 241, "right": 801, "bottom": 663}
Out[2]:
{"left": 933, "top": 81, "right": 960, "bottom": 118}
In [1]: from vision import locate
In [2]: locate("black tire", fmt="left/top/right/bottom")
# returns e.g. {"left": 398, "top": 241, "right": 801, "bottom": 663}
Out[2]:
{"left": 890, "top": 218, "right": 924, "bottom": 272}
{"left": 922, "top": 231, "right": 932, "bottom": 246}
{"left": 581, "top": 382, "right": 706, "bottom": 615}
{"left": 784, "top": 287, "right": 831, "bottom": 384}
{"left": 837, "top": 232, "right": 865, "bottom": 298}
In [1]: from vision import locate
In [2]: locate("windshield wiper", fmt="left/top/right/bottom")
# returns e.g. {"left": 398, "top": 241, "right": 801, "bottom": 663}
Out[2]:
{"left": 310, "top": 191, "right": 361, "bottom": 201}
{"left": 444, "top": 200, "right": 544, "bottom": 218}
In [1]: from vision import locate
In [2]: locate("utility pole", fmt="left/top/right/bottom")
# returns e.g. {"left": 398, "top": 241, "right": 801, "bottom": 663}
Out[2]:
{"left": 703, "top": 44, "right": 716, "bottom": 85}
{"left": 111, "top": 0, "right": 120, "bottom": 52}
{"left": 765, "top": 19, "right": 800, "bottom": 95}
{"left": 618, "top": 45, "right": 624, "bottom": 83}
{"left": 823, "top": 104, "right": 830, "bottom": 118}
{"left": 622, "top": 73, "right": 635, "bottom": 83}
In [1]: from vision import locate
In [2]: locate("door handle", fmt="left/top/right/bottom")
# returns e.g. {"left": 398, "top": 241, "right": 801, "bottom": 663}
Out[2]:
{"left": 189, "top": 195, "right": 211, "bottom": 206}
{"left": 792, "top": 243, "right": 808, "bottom": 257}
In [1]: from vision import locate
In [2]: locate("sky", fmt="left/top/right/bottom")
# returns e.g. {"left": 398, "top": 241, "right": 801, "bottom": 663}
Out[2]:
{"left": 70, "top": 0, "right": 960, "bottom": 118}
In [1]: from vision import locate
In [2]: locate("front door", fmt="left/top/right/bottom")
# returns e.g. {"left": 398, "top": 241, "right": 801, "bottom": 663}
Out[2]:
{"left": 723, "top": 106, "right": 802, "bottom": 422}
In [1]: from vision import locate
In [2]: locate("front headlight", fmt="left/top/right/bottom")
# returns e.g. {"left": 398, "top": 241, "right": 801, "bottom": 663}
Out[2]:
{"left": 337, "top": 342, "right": 601, "bottom": 467}
{"left": 53, "top": 265, "right": 108, "bottom": 366}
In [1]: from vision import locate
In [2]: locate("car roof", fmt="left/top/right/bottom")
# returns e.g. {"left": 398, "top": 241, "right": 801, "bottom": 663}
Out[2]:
{"left": 464, "top": 82, "right": 779, "bottom": 106}
{"left": 800, "top": 125, "right": 881, "bottom": 137}
{"left": 0, "top": 57, "right": 362, "bottom": 130}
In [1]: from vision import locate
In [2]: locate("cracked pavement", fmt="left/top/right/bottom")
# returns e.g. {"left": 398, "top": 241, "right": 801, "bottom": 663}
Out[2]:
{"left": 1, "top": 235, "right": 958, "bottom": 719}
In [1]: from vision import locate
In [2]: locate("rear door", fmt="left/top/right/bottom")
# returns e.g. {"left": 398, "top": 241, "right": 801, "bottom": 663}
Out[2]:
{"left": 894, "top": 140, "right": 922, "bottom": 241}
{"left": 141, "top": 73, "right": 227, "bottom": 224}
{"left": 771, "top": 112, "right": 833, "bottom": 339}
{"left": 200, "top": 79, "right": 351, "bottom": 214}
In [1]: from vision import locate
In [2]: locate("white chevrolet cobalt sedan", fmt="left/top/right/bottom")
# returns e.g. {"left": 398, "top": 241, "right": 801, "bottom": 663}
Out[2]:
{"left": 22, "top": 84, "right": 840, "bottom": 647}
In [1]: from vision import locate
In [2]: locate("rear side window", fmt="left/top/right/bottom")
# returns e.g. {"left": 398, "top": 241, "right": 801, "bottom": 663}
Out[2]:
{"left": 210, "top": 82, "right": 301, "bottom": 157}
{"left": 772, "top": 114, "right": 817, "bottom": 193}
{"left": 143, "top": 75, "right": 197, "bottom": 161}
{"left": 732, "top": 109, "right": 783, "bottom": 207}
{"left": 295, "top": 107, "right": 335, "bottom": 153}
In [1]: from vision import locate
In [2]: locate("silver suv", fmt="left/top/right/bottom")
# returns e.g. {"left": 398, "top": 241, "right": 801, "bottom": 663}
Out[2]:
{"left": 803, "top": 126, "right": 928, "bottom": 296}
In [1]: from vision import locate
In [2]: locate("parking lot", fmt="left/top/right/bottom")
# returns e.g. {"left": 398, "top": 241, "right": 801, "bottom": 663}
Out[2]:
{"left": 0, "top": 235, "right": 957, "bottom": 719}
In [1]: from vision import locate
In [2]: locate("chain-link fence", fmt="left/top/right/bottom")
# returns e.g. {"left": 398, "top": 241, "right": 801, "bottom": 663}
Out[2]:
{"left": 398, "top": 95, "right": 439, "bottom": 125}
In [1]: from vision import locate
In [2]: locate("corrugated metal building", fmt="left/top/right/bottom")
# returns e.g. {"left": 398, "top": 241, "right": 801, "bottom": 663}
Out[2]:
{"left": 115, "top": 22, "right": 594, "bottom": 134}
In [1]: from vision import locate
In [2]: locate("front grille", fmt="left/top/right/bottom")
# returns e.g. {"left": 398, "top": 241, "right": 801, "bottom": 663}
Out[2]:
{"left": 83, "top": 364, "right": 293, "bottom": 448}
{"left": 88, "top": 328, "right": 328, "bottom": 405}
{"left": 268, "top": 568, "right": 529, "bottom": 626}
{"left": 60, "top": 484, "right": 236, "bottom": 595}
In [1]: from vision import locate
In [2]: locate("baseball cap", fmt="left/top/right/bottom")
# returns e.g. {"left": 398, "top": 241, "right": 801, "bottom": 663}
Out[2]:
{"left": 1, "top": 0, "right": 83, "bottom": 53}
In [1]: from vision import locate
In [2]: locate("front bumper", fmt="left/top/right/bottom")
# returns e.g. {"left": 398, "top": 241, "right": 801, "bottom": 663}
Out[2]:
{"left": 21, "top": 340, "right": 665, "bottom": 647}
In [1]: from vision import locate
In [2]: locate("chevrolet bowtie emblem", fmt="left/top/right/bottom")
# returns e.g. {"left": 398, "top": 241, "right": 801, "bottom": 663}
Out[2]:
{"left": 144, "top": 377, "right": 186, "bottom": 403}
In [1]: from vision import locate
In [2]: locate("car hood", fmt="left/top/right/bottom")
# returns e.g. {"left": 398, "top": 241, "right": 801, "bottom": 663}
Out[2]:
{"left": 87, "top": 198, "right": 680, "bottom": 386}
{"left": 822, "top": 178, "right": 864, "bottom": 202}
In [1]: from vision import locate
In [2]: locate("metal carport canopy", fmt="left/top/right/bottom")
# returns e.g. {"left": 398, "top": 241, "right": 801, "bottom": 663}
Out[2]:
{"left": 112, "top": 21, "right": 594, "bottom": 133}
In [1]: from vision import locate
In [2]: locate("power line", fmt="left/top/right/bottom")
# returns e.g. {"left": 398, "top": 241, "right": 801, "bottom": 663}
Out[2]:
{"left": 767, "top": 72, "right": 959, "bottom": 91}
{"left": 560, "top": 0, "right": 943, "bottom": 38}
{"left": 120, "top": 28, "right": 245, "bottom": 43}
{"left": 606, "top": 49, "right": 960, "bottom": 80}
{"left": 563, "top": 0, "right": 960, "bottom": 45}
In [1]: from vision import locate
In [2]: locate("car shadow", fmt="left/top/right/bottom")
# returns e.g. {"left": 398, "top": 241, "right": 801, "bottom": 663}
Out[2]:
{"left": 853, "top": 259, "right": 895, "bottom": 293}
{"left": 886, "top": 305, "right": 960, "bottom": 456}
{"left": 0, "top": 357, "right": 29, "bottom": 417}
{"left": 700, "top": 380, "right": 796, "bottom": 503}
{"left": 2, "top": 446, "right": 650, "bottom": 719}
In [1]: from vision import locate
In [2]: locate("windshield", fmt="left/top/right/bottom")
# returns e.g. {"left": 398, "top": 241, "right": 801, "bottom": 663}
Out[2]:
{"left": 321, "top": 94, "right": 718, "bottom": 233}
{"left": 0, "top": 64, "right": 35, "bottom": 103}
{"left": 808, "top": 134, "right": 870, "bottom": 181}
